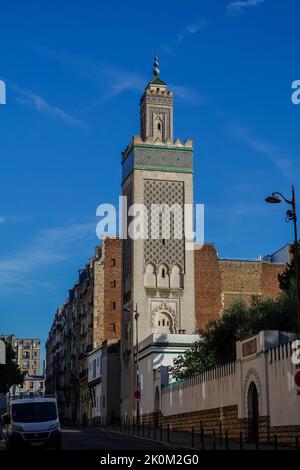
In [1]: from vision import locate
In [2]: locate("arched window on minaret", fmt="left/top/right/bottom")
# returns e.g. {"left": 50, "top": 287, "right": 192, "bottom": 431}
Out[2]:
{"left": 154, "top": 113, "right": 164, "bottom": 142}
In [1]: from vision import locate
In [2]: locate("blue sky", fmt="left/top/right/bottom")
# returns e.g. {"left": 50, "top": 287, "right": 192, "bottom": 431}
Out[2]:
{"left": 0, "top": 0, "right": 300, "bottom": 352}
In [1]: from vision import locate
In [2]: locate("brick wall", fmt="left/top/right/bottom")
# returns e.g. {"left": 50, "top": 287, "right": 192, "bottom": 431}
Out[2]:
{"left": 261, "top": 262, "right": 286, "bottom": 297}
{"left": 103, "top": 238, "right": 122, "bottom": 341}
{"left": 194, "top": 244, "right": 286, "bottom": 331}
{"left": 194, "top": 244, "right": 222, "bottom": 331}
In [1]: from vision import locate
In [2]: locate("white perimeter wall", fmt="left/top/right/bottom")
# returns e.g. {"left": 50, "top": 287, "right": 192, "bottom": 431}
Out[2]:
{"left": 162, "top": 363, "right": 237, "bottom": 416}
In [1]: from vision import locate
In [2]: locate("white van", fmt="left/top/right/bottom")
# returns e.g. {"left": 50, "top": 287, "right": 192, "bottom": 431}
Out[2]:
{"left": 4, "top": 397, "right": 62, "bottom": 450}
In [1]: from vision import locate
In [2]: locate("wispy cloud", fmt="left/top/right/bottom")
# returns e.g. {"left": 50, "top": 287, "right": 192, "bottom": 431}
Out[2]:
{"left": 34, "top": 45, "right": 203, "bottom": 107}
{"left": 176, "top": 22, "right": 209, "bottom": 44}
{"left": 171, "top": 85, "right": 208, "bottom": 105}
{"left": 0, "top": 215, "right": 31, "bottom": 225}
{"left": 0, "top": 221, "right": 96, "bottom": 292}
{"left": 9, "top": 81, "right": 88, "bottom": 130}
{"left": 160, "top": 21, "right": 209, "bottom": 55}
{"left": 227, "top": 121, "right": 299, "bottom": 182}
{"left": 33, "top": 46, "right": 145, "bottom": 106}
{"left": 227, "top": 0, "right": 267, "bottom": 17}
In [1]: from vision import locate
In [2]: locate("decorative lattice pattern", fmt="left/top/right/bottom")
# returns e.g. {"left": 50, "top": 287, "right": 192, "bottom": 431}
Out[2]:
{"left": 144, "top": 179, "right": 185, "bottom": 272}
{"left": 145, "top": 96, "right": 173, "bottom": 106}
{"left": 135, "top": 147, "right": 193, "bottom": 169}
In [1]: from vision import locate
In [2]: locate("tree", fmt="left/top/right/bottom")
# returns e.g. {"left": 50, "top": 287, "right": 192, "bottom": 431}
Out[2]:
{"left": 0, "top": 342, "right": 24, "bottom": 394}
{"left": 278, "top": 242, "right": 300, "bottom": 294}
{"left": 171, "top": 294, "right": 297, "bottom": 380}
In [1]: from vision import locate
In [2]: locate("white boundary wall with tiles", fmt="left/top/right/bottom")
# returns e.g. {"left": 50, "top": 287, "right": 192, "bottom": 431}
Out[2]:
{"left": 155, "top": 331, "right": 300, "bottom": 440}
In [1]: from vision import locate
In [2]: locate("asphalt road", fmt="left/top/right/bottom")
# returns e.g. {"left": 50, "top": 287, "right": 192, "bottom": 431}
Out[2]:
{"left": 62, "top": 427, "right": 169, "bottom": 450}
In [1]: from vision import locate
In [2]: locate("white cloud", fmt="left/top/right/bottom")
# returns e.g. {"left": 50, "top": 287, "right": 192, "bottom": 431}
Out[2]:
{"left": 0, "top": 221, "right": 96, "bottom": 291}
{"left": 34, "top": 46, "right": 203, "bottom": 107}
{"left": 0, "top": 216, "right": 7, "bottom": 224}
{"left": 176, "top": 22, "right": 208, "bottom": 44}
{"left": 33, "top": 46, "right": 145, "bottom": 106}
{"left": 227, "top": 0, "right": 267, "bottom": 16}
{"left": 171, "top": 85, "right": 207, "bottom": 105}
{"left": 227, "top": 121, "right": 299, "bottom": 182}
{"left": 10, "top": 82, "right": 88, "bottom": 130}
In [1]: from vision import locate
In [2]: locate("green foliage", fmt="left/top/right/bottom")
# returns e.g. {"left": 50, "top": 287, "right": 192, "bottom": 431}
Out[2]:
{"left": 170, "top": 294, "right": 297, "bottom": 380}
{"left": 0, "top": 342, "right": 24, "bottom": 394}
{"left": 278, "top": 260, "right": 295, "bottom": 293}
{"left": 278, "top": 242, "right": 299, "bottom": 294}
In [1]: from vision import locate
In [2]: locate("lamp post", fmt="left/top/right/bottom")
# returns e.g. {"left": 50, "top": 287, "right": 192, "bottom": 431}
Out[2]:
{"left": 265, "top": 185, "right": 300, "bottom": 337}
{"left": 124, "top": 305, "right": 140, "bottom": 421}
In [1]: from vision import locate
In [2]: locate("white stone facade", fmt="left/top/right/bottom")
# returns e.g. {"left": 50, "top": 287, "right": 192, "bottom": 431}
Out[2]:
{"left": 121, "top": 70, "right": 196, "bottom": 419}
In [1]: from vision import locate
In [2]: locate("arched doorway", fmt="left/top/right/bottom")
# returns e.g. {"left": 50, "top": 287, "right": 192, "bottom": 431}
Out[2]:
{"left": 247, "top": 381, "right": 259, "bottom": 441}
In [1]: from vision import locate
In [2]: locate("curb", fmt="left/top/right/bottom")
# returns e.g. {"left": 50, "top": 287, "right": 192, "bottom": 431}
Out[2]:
{"left": 100, "top": 427, "right": 189, "bottom": 450}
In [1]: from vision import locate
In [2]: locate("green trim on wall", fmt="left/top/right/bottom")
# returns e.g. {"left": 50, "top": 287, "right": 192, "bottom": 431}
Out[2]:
{"left": 122, "top": 142, "right": 193, "bottom": 163}
{"left": 133, "top": 143, "right": 193, "bottom": 152}
{"left": 134, "top": 164, "right": 193, "bottom": 173}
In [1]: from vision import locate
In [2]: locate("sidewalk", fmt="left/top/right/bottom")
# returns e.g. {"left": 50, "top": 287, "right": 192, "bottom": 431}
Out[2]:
{"left": 103, "top": 424, "right": 296, "bottom": 451}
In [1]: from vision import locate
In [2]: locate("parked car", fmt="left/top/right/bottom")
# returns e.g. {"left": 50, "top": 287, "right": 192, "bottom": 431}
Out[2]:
{"left": 4, "top": 397, "right": 62, "bottom": 450}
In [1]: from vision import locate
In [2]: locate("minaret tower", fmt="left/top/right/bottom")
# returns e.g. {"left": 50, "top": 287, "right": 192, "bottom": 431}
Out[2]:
{"left": 139, "top": 56, "right": 173, "bottom": 143}
{"left": 121, "top": 57, "right": 196, "bottom": 418}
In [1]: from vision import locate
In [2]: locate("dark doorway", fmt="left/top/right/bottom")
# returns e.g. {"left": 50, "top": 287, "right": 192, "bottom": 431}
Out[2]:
{"left": 247, "top": 381, "right": 259, "bottom": 441}
{"left": 154, "top": 386, "right": 160, "bottom": 427}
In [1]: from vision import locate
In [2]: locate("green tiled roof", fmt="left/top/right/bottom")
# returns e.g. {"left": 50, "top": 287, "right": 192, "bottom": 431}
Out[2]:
{"left": 150, "top": 76, "right": 167, "bottom": 86}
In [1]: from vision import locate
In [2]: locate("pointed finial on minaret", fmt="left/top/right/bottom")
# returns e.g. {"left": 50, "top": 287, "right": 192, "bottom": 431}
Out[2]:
{"left": 153, "top": 55, "right": 159, "bottom": 77}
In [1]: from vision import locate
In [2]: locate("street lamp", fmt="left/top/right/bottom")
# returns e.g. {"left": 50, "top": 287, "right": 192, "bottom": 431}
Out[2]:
{"left": 124, "top": 305, "right": 140, "bottom": 422}
{"left": 265, "top": 185, "right": 300, "bottom": 337}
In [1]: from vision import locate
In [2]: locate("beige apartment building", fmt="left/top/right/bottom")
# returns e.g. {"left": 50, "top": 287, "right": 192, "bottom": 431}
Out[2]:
{"left": 46, "top": 237, "right": 122, "bottom": 424}
{"left": 2, "top": 335, "right": 41, "bottom": 376}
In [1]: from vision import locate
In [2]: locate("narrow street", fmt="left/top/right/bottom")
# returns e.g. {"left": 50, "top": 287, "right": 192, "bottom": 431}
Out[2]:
{"left": 61, "top": 427, "right": 169, "bottom": 451}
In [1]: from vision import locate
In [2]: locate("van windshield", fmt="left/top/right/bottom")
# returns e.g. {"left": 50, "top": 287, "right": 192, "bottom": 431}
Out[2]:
{"left": 12, "top": 402, "right": 57, "bottom": 423}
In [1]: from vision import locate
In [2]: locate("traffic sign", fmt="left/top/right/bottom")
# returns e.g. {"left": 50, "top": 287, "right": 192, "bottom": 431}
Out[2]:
{"left": 295, "top": 370, "right": 300, "bottom": 388}
{"left": 134, "top": 390, "right": 141, "bottom": 400}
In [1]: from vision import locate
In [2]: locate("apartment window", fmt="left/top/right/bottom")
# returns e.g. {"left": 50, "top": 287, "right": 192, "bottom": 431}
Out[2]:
{"left": 39, "top": 382, "right": 43, "bottom": 389}
{"left": 93, "top": 359, "right": 97, "bottom": 379}
{"left": 23, "top": 361, "right": 29, "bottom": 368}
{"left": 109, "top": 323, "right": 116, "bottom": 332}
{"left": 110, "top": 280, "right": 116, "bottom": 288}
{"left": 110, "top": 258, "right": 116, "bottom": 267}
{"left": 29, "top": 381, "right": 34, "bottom": 389}
{"left": 110, "top": 301, "right": 116, "bottom": 310}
